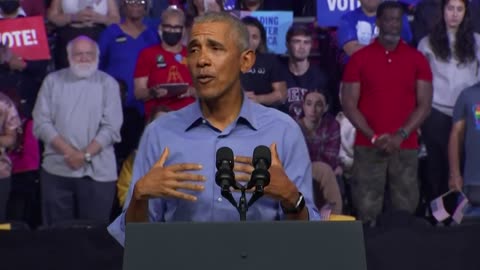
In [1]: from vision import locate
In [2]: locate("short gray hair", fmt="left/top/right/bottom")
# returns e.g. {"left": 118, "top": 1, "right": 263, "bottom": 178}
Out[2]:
{"left": 66, "top": 36, "right": 100, "bottom": 60}
{"left": 193, "top": 12, "right": 250, "bottom": 53}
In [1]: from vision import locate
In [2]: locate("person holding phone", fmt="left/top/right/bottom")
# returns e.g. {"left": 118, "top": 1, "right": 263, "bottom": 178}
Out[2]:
{"left": 134, "top": 6, "right": 195, "bottom": 119}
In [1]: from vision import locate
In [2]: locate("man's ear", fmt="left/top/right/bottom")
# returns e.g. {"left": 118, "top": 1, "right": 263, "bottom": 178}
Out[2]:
{"left": 240, "top": 49, "right": 256, "bottom": 74}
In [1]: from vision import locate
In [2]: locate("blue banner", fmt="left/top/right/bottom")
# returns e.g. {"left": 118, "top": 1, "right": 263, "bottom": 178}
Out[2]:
{"left": 317, "top": 0, "right": 420, "bottom": 27}
{"left": 317, "top": 0, "right": 360, "bottom": 27}
{"left": 240, "top": 11, "right": 293, "bottom": 55}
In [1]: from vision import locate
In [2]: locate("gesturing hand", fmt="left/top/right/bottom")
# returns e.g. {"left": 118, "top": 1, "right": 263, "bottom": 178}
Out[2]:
{"left": 234, "top": 144, "right": 298, "bottom": 203}
{"left": 134, "top": 147, "right": 206, "bottom": 202}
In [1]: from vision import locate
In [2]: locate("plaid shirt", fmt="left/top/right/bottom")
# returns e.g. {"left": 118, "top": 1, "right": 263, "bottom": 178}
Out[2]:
{"left": 298, "top": 114, "right": 340, "bottom": 169}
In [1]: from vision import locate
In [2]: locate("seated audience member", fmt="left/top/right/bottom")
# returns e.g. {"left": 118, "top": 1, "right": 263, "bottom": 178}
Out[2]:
{"left": 7, "top": 94, "right": 41, "bottom": 227}
{"left": 117, "top": 105, "right": 171, "bottom": 208}
{"left": 240, "top": 16, "right": 287, "bottom": 108}
{"left": 98, "top": 0, "right": 160, "bottom": 116}
{"left": 297, "top": 90, "right": 340, "bottom": 173}
{"left": 0, "top": 92, "right": 21, "bottom": 222}
{"left": 33, "top": 36, "right": 123, "bottom": 226}
{"left": 134, "top": 6, "right": 195, "bottom": 119}
{"left": 418, "top": 0, "right": 480, "bottom": 203}
{"left": 337, "top": 0, "right": 412, "bottom": 61}
{"left": 47, "top": 0, "right": 121, "bottom": 70}
{"left": 108, "top": 12, "right": 319, "bottom": 246}
{"left": 283, "top": 25, "right": 329, "bottom": 119}
{"left": 114, "top": 79, "right": 145, "bottom": 168}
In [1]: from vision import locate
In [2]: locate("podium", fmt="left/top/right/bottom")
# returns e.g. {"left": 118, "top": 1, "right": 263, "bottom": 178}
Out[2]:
{"left": 123, "top": 221, "right": 367, "bottom": 270}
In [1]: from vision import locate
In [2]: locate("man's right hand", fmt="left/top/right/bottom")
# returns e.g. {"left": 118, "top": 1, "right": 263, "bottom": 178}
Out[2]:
{"left": 373, "top": 134, "right": 390, "bottom": 151}
{"left": 134, "top": 147, "right": 206, "bottom": 202}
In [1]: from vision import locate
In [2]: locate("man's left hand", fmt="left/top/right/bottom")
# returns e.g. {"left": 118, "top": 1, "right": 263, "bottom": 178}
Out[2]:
{"left": 233, "top": 143, "right": 299, "bottom": 205}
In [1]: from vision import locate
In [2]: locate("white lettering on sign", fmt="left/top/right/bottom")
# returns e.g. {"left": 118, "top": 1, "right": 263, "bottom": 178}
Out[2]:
{"left": 327, "top": 0, "right": 361, "bottom": 12}
{"left": 0, "top": 29, "right": 39, "bottom": 48}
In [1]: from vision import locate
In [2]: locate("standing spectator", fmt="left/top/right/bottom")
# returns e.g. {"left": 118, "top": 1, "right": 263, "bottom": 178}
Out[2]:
{"left": 411, "top": 0, "right": 442, "bottom": 46}
{"left": 33, "top": 36, "right": 123, "bottom": 226}
{"left": 341, "top": 2, "right": 433, "bottom": 223}
{"left": 7, "top": 95, "right": 41, "bottom": 227}
{"left": 418, "top": 0, "right": 480, "bottom": 204}
{"left": 297, "top": 90, "right": 340, "bottom": 172}
{"left": 134, "top": 7, "right": 195, "bottom": 119}
{"left": 337, "top": 0, "right": 412, "bottom": 60}
{"left": 240, "top": 16, "right": 286, "bottom": 108}
{"left": 47, "top": 0, "right": 121, "bottom": 70}
{"left": 448, "top": 82, "right": 480, "bottom": 204}
{"left": 0, "top": 0, "right": 49, "bottom": 119}
{"left": 0, "top": 92, "right": 21, "bottom": 222}
{"left": 98, "top": 0, "right": 160, "bottom": 115}
{"left": 20, "top": 0, "right": 47, "bottom": 16}
{"left": 283, "top": 25, "right": 329, "bottom": 119}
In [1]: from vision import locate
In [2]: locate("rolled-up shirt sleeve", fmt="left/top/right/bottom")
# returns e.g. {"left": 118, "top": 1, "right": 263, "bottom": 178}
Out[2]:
{"left": 32, "top": 75, "right": 59, "bottom": 144}
{"left": 94, "top": 77, "right": 123, "bottom": 148}
{"left": 278, "top": 118, "right": 321, "bottom": 221}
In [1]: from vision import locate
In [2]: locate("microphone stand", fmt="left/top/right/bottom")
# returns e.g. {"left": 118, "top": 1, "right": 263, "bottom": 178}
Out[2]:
{"left": 238, "top": 187, "right": 247, "bottom": 221}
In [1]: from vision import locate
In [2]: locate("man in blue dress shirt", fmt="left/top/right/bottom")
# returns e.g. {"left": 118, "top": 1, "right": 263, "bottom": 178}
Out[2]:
{"left": 108, "top": 11, "right": 320, "bottom": 246}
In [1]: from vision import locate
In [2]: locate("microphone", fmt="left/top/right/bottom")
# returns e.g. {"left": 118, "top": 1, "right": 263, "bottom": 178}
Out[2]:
{"left": 215, "top": 147, "right": 235, "bottom": 191}
{"left": 215, "top": 147, "right": 239, "bottom": 210}
{"left": 247, "top": 145, "right": 271, "bottom": 191}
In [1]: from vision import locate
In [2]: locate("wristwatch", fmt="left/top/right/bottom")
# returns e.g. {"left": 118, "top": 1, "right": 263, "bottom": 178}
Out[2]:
{"left": 281, "top": 192, "right": 306, "bottom": 214}
{"left": 84, "top": 152, "right": 92, "bottom": 163}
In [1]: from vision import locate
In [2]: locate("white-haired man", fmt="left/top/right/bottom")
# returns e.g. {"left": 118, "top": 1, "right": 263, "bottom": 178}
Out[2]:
{"left": 33, "top": 36, "right": 123, "bottom": 226}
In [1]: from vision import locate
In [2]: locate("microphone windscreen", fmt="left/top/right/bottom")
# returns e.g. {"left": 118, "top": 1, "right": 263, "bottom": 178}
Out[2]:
{"left": 216, "top": 147, "right": 234, "bottom": 170}
{"left": 253, "top": 145, "right": 271, "bottom": 168}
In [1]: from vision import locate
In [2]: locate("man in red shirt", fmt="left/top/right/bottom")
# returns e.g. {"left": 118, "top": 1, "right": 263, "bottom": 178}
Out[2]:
{"left": 341, "top": 1, "right": 433, "bottom": 224}
{"left": 134, "top": 6, "right": 194, "bottom": 119}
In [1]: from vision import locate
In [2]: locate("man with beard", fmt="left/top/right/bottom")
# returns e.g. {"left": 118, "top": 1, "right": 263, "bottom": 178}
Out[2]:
{"left": 33, "top": 36, "right": 123, "bottom": 226}
{"left": 341, "top": 1, "right": 433, "bottom": 224}
{"left": 282, "top": 25, "right": 329, "bottom": 120}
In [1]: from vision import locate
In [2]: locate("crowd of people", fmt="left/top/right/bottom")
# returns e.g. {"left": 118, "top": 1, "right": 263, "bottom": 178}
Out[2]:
{"left": 0, "top": 0, "right": 480, "bottom": 236}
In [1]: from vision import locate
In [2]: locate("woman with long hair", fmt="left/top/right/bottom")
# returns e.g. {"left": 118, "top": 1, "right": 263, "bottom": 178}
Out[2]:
{"left": 418, "top": 0, "right": 480, "bottom": 203}
{"left": 240, "top": 16, "right": 287, "bottom": 108}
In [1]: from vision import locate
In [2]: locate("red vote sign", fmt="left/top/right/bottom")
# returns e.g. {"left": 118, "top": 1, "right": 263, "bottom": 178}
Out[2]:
{"left": 0, "top": 16, "right": 51, "bottom": 60}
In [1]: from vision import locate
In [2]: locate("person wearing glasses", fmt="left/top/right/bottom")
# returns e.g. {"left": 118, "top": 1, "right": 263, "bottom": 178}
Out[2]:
{"left": 98, "top": 0, "right": 159, "bottom": 116}
{"left": 134, "top": 6, "right": 195, "bottom": 119}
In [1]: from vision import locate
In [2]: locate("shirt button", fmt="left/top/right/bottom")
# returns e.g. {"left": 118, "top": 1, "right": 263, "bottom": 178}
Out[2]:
{"left": 388, "top": 59, "right": 392, "bottom": 63}
{"left": 202, "top": 119, "right": 207, "bottom": 124}
{"left": 385, "top": 51, "right": 389, "bottom": 54}
{"left": 217, "top": 197, "right": 223, "bottom": 202}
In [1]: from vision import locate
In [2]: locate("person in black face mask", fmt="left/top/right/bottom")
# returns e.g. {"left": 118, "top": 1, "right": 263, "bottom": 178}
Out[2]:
{"left": 133, "top": 6, "right": 195, "bottom": 119}
{"left": 0, "top": 0, "right": 21, "bottom": 17}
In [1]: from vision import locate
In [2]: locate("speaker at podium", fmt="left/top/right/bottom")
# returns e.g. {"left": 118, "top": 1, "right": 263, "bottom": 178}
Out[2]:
{"left": 123, "top": 221, "right": 367, "bottom": 270}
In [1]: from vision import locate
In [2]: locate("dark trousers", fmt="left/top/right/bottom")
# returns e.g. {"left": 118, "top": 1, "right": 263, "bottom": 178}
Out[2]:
{"left": 351, "top": 146, "right": 419, "bottom": 223}
{"left": 0, "top": 177, "right": 11, "bottom": 222}
{"left": 7, "top": 171, "right": 41, "bottom": 228}
{"left": 40, "top": 170, "right": 116, "bottom": 226}
{"left": 421, "top": 108, "right": 452, "bottom": 203}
